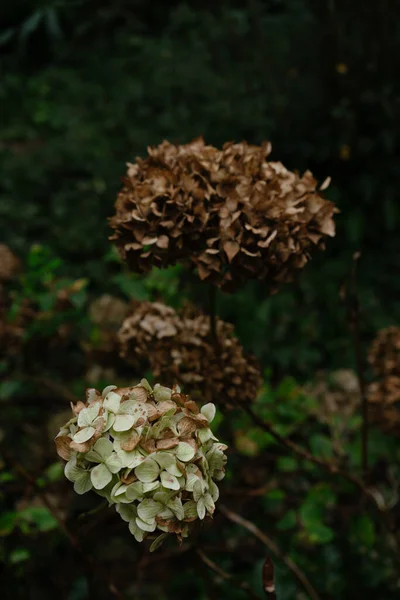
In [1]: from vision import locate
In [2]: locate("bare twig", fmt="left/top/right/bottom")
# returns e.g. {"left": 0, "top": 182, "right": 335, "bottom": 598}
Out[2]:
{"left": 219, "top": 505, "right": 321, "bottom": 600}
{"left": 196, "top": 548, "right": 261, "bottom": 600}
{"left": 0, "top": 445, "right": 124, "bottom": 599}
{"left": 345, "top": 251, "right": 369, "bottom": 479}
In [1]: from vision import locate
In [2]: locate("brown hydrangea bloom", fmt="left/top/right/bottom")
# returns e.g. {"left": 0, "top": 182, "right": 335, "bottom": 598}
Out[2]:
{"left": 368, "top": 377, "right": 400, "bottom": 435}
{"left": 0, "top": 244, "right": 20, "bottom": 281}
{"left": 367, "top": 327, "right": 400, "bottom": 435}
{"left": 368, "top": 326, "right": 400, "bottom": 378}
{"left": 109, "top": 138, "right": 337, "bottom": 292}
{"left": 118, "top": 301, "right": 262, "bottom": 405}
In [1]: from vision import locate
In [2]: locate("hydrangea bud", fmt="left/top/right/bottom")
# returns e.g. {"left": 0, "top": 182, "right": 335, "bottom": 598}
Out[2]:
{"left": 55, "top": 380, "right": 227, "bottom": 550}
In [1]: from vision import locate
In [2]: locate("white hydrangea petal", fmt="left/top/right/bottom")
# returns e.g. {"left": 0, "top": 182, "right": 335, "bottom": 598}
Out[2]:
{"left": 114, "top": 442, "right": 145, "bottom": 469}
{"left": 157, "top": 507, "right": 174, "bottom": 519}
{"left": 200, "top": 403, "right": 216, "bottom": 423}
{"left": 102, "top": 385, "right": 117, "bottom": 398}
{"left": 103, "top": 392, "right": 121, "bottom": 414}
{"left": 113, "top": 414, "right": 135, "bottom": 432}
{"left": 135, "top": 458, "right": 160, "bottom": 483}
{"left": 160, "top": 471, "right": 180, "bottom": 491}
{"left": 198, "top": 427, "right": 212, "bottom": 444}
{"left": 73, "top": 426, "right": 95, "bottom": 443}
{"left": 91, "top": 463, "right": 112, "bottom": 489}
{"left": 136, "top": 517, "right": 156, "bottom": 532}
{"left": 74, "top": 471, "right": 92, "bottom": 495}
{"left": 104, "top": 412, "right": 115, "bottom": 431}
{"left": 197, "top": 497, "right": 206, "bottom": 520}
{"left": 64, "top": 457, "right": 80, "bottom": 482}
{"left": 176, "top": 442, "right": 195, "bottom": 462}
{"left": 153, "top": 384, "right": 172, "bottom": 402}
{"left": 137, "top": 499, "right": 163, "bottom": 521}
{"left": 153, "top": 491, "right": 173, "bottom": 505}
{"left": 78, "top": 402, "right": 101, "bottom": 427}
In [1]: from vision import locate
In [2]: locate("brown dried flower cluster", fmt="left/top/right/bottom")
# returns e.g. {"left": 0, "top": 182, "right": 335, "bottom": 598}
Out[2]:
{"left": 109, "top": 138, "right": 337, "bottom": 292}
{"left": 118, "top": 301, "right": 262, "bottom": 405}
{"left": 368, "top": 327, "right": 400, "bottom": 434}
{"left": 0, "top": 244, "right": 20, "bottom": 281}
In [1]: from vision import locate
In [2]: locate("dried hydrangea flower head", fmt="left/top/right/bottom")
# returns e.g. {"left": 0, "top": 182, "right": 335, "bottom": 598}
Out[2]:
{"left": 109, "top": 138, "right": 337, "bottom": 292}
{"left": 368, "top": 326, "right": 400, "bottom": 378}
{"left": 367, "top": 327, "right": 400, "bottom": 435}
{"left": 0, "top": 244, "right": 21, "bottom": 281}
{"left": 55, "top": 381, "right": 227, "bottom": 549}
{"left": 118, "top": 301, "right": 262, "bottom": 405}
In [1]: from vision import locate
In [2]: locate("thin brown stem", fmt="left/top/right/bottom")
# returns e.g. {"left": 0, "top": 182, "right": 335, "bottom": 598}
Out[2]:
{"left": 219, "top": 505, "right": 321, "bottom": 600}
{"left": 346, "top": 251, "right": 369, "bottom": 480}
{"left": 209, "top": 285, "right": 218, "bottom": 348}
{"left": 0, "top": 445, "right": 124, "bottom": 600}
{"left": 196, "top": 548, "right": 261, "bottom": 600}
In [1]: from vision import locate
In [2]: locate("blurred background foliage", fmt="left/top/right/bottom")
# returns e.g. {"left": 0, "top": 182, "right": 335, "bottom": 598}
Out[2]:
{"left": 1, "top": 1, "right": 400, "bottom": 599}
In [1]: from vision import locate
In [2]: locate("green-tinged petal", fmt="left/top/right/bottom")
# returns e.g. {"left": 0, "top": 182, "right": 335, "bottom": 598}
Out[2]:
{"left": 198, "top": 427, "right": 212, "bottom": 444}
{"left": 135, "top": 458, "right": 160, "bottom": 483}
{"left": 200, "top": 403, "right": 216, "bottom": 423}
{"left": 103, "top": 391, "right": 121, "bottom": 414}
{"left": 167, "top": 497, "right": 184, "bottom": 521}
{"left": 197, "top": 497, "right": 206, "bottom": 520}
{"left": 104, "top": 412, "right": 115, "bottom": 431}
{"left": 142, "top": 481, "right": 160, "bottom": 493}
{"left": 140, "top": 379, "right": 152, "bottom": 393}
{"left": 112, "top": 482, "right": 129, "bottom": 497}
{"left": 183, "top": 501, "right": 198, "bottom": 520}
{"left": 137, "top": 499, "right": 163, "bottom": 522}
{"left": 213, "top": 469, "right": 225, "bottom": 481}
{"left": 193, "top": 479, "right": 203, "bottom": 502}
{"left": 185, "top": 473, "right": 199, "bottom": 492}
{"left": 160, "top": 471, "right": 180, "bottom": 491}
{"left": 64, "top": 457, "right": 80, "bottom": 482}
{"left": 203, "top": 492, "right": 215, "bottom": 514}
{"left": 126, "top": 481, "right": 145, "bottom": 501}
{"left": 153, "top": 491, "right": 173, "bottom": 505}
{"left": 136, "top": 517, "right": 156, "bottom": 532}
{"left": 129, "top": 520, "right": 146, "bottom": 541}
{"left": 114, "top": 441, "right": 145, "bottom": 469}
{"left": 92, "top": 437, "right": 114, "bottom": 460}
{"left": 208, "top": 479, "right": 220, "bottom": 502}
{"left": 116, "top": 503, "right": 137, "bottom": 523}
{"left": 74, "top": 471, "right": 92, "bottom": 495}
{"left": 105, "top": 453, "right": 122, "bottom": 473}
{"left": 153, "top": 384, "right": 172, "bottom": 402}
{"left": 73, "top": 426, "right": 95, "bottom": 444}
{"left": 152, "top": 452, "right": 175, "bottom": 470}
{"left": 117, "top": 399, "right": 137, "bottom": 415}
{"left": 149, "top": 533, "right": 168, "bottom": 552}
{"left": 176, "top": 442, "right": 195, "bottom": 462}
{"left": 78, "top": 402, "right": 101, "bottom": 427}
{"left": 113, "top": 414, "right": 135, "bottom": 432}
{"left": 91, "top": 463, "right": 112, "bottom": 489}
{"left": 157, "top": 507, "right": 174, "bottom": 519}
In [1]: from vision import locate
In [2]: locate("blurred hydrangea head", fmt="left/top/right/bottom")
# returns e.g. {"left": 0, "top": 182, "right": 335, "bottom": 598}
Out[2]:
{"left": 55, "top": 381, "right": 227, "bottom": 549}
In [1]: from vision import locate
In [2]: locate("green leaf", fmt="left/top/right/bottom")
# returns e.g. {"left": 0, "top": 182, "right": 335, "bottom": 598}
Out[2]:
{"left": 19, "top": 507, "right": 58, "bottom": 532}
{"left": 10, "top": 548, "right": 31, "bottom": 564}
{"left": 0, "top": 511, "right": 17, "bottom": 536}
{"left": 351, "top": 514, "right": 375, "bottom": 548}
{"left": 309, "top": 434, "right": 333, "bottom": 459}
{"left": 149, "top": 533, "right": 168, "bottom": 552}
{"left": 277, "top": 510, "right": 297, "bottom": 531}
{"left": 277, "top": 457, "right": 297, "bottom": 472}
